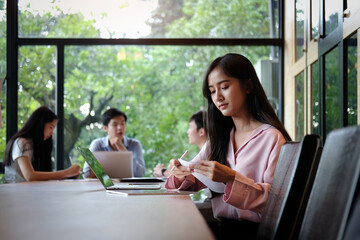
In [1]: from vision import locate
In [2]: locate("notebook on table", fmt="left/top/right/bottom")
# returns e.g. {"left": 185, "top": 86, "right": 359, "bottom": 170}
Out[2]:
{"left": 106, "top": 188, "right": 199, "bottom": 196}
{"left": 77, "top": 147, "right": 161, "bottom": 191}
{"left": 92, "top": 151, "right": 133, "bottom": 179}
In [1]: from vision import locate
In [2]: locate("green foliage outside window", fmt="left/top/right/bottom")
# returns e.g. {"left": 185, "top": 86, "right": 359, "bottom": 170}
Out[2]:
{"left": 295, "top": 0, "right": 305, "bottom": 61}
{"left": 325, "top": 47, "right": 340, "bottom": 134}
{"left": 0, "top": 0, "right": 5, "bottom": 169}
{"left": 347, "top": 35, "right": 358, "bottom": 126}
{"left": 312, "top": 61, "right": 320, "bottom": 135}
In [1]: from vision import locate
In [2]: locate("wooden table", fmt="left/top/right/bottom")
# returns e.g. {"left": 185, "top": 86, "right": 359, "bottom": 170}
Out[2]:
{"left": 0, "top": 180, "right": 215, "bottom": 240}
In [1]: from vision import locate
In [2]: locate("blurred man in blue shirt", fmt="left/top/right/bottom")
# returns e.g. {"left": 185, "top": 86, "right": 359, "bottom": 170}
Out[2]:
{"left": 83, "top": 108, "right": 145, "bottom": 177}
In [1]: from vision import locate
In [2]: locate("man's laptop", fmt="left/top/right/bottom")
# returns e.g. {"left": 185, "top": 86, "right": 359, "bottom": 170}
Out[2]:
{"left": 92, "top": 151, "right": 133, "bottom": 179}
{"left": 77, "top": 147, "right": 161, "bottom": 190}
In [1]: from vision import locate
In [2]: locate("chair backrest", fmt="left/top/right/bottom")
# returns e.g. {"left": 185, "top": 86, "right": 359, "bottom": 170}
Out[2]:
{"left": 342, "top": 188, "right": 360, "bottom": 240}
{"left": 289, "top": 146, "right": 323, "bottom": 239}
{"left": 257, "top": 134, "right": 321, "bottom": 240}
{"left": 298, "top": 125, "right": 360, "bottom": 240}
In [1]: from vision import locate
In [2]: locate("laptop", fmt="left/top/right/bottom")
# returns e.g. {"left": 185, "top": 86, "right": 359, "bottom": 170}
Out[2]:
{"left": 121, "top": 177, "right": 166, "bottom": 182}
{"left": 77, "top": 147, "right": 161, "bottom": 191}
{"left": 92, "top": 151, "right": 133, "bottom": 179}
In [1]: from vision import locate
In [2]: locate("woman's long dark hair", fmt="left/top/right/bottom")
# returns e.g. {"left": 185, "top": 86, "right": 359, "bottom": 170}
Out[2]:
{"left": 3, "top": 106, "right": 58, "bottom": 171}
{"left": 202, "top": 53, "right": 291, "bottom": 165}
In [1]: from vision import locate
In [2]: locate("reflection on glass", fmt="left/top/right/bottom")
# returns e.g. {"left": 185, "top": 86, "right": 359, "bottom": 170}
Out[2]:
{"left": 311, "top": 0, "right": 319, "bottom": 39}
{"left": 347, "top": 34, "right": 357, "bottom": 125}
{"left": 324, "top": 0, "right": 339, "bottom": 35}
{"left": 0, "top": 3, "right": 6, "bottom": 164}
{"left": 311, "top": 61, "right": 320, "bottom": 135}
{"left": 0, "top": 85, "right": 5, "bottom": 165}
{"left": 0, "top": 79, "right": 6, "bottom": 164}
{"left": 296, "top": 71, "right": 305, "bottom": 141}
{"left": 63, "top": 46, "right": 280, "bottom": 172}
{"left": 18, "top": 0, "right": 279, "bottom": 39}
{"left": 296, "top": 0, "right": 305, "bottom": 60}
{"left": 254, "top": 59, "right": 280, "bottom": 116}
{"left": 347, "top": 0, "right": 358, "bottom": 8}
{"left": 190, "top": 189, "right": 209, "bottom": 202}
{"left": 325, "top": 47, "right": 340, "bottom": 134}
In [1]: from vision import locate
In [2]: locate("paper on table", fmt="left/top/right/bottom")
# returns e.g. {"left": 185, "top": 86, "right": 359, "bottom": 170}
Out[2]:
{"left": 178, "top": 159, "right": 226, "bottom": 193}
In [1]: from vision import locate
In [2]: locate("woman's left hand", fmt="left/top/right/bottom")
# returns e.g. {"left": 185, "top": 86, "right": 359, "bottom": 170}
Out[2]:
{"left": 153, "top": 163, "right": 165, "bottom": 177}
{"left": 189, "top": 160, "right": 236, "bottom": 183}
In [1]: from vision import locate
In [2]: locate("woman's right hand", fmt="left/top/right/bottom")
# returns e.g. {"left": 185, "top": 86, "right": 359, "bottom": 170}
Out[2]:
{"left": 169, "top": 159, "right": 192, "bottom": 181}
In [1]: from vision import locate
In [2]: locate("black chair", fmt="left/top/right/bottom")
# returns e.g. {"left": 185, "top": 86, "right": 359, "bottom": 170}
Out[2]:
{"left": 342, "top": 187, "right": 360, "bottom": 240}
{"left": 257, "top": 134, "right": 321, "bottom": 240}
{"left": 298, "top": 125, "right": 360, "bottom": 240}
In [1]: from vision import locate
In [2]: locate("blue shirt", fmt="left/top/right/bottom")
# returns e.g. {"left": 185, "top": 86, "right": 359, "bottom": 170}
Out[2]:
{"left": 83, "top": 136, "right": 145, "bottom": 177}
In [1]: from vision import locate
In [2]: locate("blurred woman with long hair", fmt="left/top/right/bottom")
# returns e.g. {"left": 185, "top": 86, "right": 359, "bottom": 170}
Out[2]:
{"left": 3, "top": 106, "right": 81, "bottom": 183}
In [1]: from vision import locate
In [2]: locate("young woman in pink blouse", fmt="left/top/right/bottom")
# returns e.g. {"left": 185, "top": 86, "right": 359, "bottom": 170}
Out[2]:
{"left": 165, "top": 53, "right": 291, "bottom": 239}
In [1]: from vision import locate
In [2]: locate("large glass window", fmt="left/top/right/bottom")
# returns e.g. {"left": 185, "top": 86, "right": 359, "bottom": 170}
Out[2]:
{"left": 18, "top": 0, "right": 280, "bottom": 39}
{"left": 311, "top": 0, "right": 319, "bottom": 39}
{"left": 324, "top": 0, "right": 339, "bottom": 35}
{"left": 9, "top": 0, "right": 284, "bottom": 176}
{"left": 347, "top": 33, "right": 357, "bottom": 126}
{"left": 311, "top": 61, "right": 320, "bottom": 135}
{"left": 64, "top": 45, "right": 281, "bottom": 174}
{"left": 325, "top": 47, "right": 340, "bottom": 134}
{"left": 296, "top": 71, "right": 305, "bottom": 140}
{"left": 296, "top": 0, "right": 305, "bottom": 60}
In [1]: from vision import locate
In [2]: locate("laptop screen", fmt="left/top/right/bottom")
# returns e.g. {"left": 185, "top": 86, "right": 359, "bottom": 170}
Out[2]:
{"left": 77, "top": 147, "right": 114, "bottom": 188}
{"left": 92, "top": 151, "right": 133, "bottom": 178}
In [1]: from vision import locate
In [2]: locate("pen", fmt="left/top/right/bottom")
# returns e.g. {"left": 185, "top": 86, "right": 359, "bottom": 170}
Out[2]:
{"left": 170, "top": 150, "right": 188, "bottom": 172}
{"left": 179, "top": 150, "right": 189, "bottom": 160}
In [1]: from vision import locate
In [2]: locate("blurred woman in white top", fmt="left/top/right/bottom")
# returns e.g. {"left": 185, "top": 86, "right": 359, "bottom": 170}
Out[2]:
{"left": 3, "top": 106, "right": 81, "bottom": 183}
